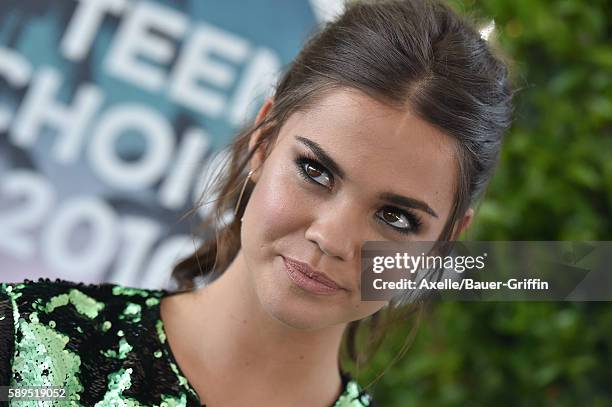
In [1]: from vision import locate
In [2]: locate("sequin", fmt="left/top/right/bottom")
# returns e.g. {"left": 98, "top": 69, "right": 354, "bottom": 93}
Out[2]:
{"left": 156, "top": 320, "right": 167, "bottom": 343}
{"left": 1, "top": 279, "right": 374, "bottom": 406}
{"left": 11, "top": 312, "right": 83, "bottom": 401}
{"left": 169, "top": 362, "right": 191, "bottom": 391}
{"left": 160, "top": 393, "right": 188, "bottom": 407}
{"left": 112, "top": 286, "right": 150, "bottom": 298}
{"left": 334, "top": 381, "right": 370, "bottom": 407}
{"left": 94, "top": 368, "right": 144, "bottom": 407}
{"left": 45, "top": 289, "right": 105, "bottom": 319}
{"left": 121, "top": 303, "right": 142, "bottom": 323}
{"left": 103, "top": 338, "right": 133, "bottom": 360}
{"left": 146, "top": 297, "right": 160, "bottom": 307}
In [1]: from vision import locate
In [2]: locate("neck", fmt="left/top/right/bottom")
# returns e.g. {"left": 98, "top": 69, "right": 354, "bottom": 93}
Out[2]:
{"left": 176, "top": 249, "right": 347, "bottom": 403}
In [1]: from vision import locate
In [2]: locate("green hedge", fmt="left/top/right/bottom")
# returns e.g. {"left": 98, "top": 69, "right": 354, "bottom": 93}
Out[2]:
{"left": 353, "top": 1, "right": 612, "bottom": 405}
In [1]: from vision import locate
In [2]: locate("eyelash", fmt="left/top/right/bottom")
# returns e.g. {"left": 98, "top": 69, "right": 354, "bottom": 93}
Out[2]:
{"left": 294, "top": 153, "right": 423, "bottom": 235}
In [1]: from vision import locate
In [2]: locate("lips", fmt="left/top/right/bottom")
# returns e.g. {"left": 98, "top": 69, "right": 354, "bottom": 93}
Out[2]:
{"left": 282, "top": 256, "right": 343, "bottom": 290}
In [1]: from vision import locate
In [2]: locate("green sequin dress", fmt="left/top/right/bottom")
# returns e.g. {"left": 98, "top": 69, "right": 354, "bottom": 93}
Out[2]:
{"left": 0, "top": 278, "right": 375, "bottom": 407}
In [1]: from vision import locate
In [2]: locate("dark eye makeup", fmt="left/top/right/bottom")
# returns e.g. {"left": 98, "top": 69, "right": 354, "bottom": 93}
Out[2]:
{"left": 293, "top": 152, "right": 423, "bottom": 235}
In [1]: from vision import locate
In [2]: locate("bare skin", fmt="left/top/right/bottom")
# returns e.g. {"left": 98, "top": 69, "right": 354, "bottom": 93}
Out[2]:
{"left": 160, "top": 88, "right": 474, "bottom": 407}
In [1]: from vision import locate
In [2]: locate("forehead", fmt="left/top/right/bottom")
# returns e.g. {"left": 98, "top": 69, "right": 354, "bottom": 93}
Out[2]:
{"left": 277, "top": 88, "right": 458, "bottom": 217}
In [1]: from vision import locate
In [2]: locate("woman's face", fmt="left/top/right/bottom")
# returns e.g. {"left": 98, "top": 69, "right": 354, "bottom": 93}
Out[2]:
{"left": 241, "top": 88, "right": 470, "bottom": 331}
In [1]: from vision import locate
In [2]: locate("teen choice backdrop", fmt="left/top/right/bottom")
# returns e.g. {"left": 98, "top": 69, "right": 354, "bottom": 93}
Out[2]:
{"left": 0, "top": 0, "right": 344, "bottom": 288}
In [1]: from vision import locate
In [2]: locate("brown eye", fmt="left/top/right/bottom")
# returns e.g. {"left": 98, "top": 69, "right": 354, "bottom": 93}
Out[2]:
{"left": 375, "top": 206, "right": 422, "bottom": 235}
{"left": 381, "top": 210, "right": 400, "bottom": 223}
{"left": 296, "top": 156, "right": 333, "bottom": 188}
{"left": 380, "top": 210, "right": 410, "bottom": 229}
{"left": 305, "top": 163, "right": 322, "bottom": 178}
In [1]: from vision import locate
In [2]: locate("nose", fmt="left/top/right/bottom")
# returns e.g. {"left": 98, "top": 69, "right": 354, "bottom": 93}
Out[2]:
{"left": 304, "top": 200, "right": 362, "bottom": 261}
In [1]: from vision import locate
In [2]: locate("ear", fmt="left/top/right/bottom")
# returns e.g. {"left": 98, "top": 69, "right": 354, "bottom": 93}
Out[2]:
{"left": 248, "top": 98, "right": 274, "bottom": 183}
{"left": 452, "top": 208, "right": 474, "bottom": 240}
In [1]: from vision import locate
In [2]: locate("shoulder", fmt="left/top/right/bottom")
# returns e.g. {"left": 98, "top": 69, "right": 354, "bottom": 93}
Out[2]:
{"left": 334, "top": 371, "right": 378, "bottom": 407}
{"left": 1, "top": 278, "right": 167, "bottom": 328}
{"left": 0, "top": 278, "right": 200, "bottom": 405}
{"left": 0, "top": 277, "right": 168, "bottom": 340}
{"left": 0, "top": 279, "right": 170, "bottom": 387}
{"left": 2, "top": 278, "right": 166, "bottom": 309}
{"left": 0, "top": 284, "right": 16, "bottom": 385}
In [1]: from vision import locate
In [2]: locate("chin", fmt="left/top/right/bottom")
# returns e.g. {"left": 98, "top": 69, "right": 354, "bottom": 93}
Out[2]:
{"left": 249, "top": 255, "right": 347, "bottom": 330}
{"left": 261, "top": 279, "right": 340, "bottom": 331}
{"left": 255, "top": 284, "right": 331, "bottom": 331}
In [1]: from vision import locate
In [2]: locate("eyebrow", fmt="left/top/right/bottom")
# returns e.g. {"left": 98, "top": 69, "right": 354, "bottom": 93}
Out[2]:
{"left": 295, "top": 136, "right": 439, "bottom": 218}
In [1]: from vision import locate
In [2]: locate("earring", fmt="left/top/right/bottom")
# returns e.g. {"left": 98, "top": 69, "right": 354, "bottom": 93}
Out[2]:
{"left": 234, "top": 169, "right": 254, "bottom": 220}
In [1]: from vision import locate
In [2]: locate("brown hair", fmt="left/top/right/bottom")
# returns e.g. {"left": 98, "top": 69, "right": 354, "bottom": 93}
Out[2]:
{"left": 171, "top": 0, "right": 513, "bottom": 380}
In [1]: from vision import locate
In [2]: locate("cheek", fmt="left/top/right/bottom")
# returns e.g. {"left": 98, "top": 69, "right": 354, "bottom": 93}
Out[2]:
{"left": 247, "top": 161, "right": 311, "bottom": 242}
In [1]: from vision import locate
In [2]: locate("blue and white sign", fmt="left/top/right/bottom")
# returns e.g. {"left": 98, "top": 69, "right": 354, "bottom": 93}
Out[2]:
{"left": 0, "top": 0, "right": 343, "bottom": 288}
